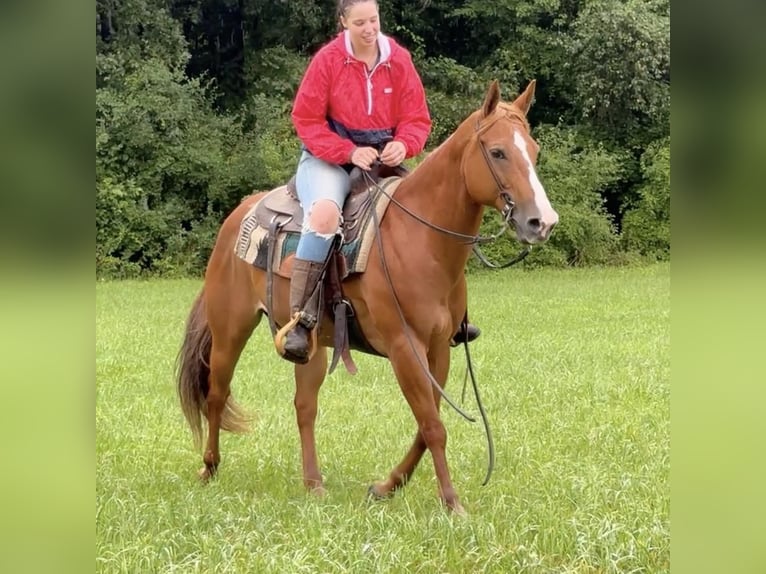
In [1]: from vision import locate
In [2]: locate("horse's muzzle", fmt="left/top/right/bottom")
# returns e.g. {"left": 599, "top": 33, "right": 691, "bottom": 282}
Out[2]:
{"left": 515, "top": 211, "right": 559, "bottom": 244}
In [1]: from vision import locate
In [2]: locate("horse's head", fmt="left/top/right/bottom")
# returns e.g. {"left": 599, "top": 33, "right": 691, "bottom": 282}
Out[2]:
{"left": 462, "top": 80, "right": 558, "bottom": 244}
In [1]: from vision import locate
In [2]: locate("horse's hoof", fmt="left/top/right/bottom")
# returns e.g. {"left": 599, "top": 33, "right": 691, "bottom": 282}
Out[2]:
{"left": 449, "top": 502, "right": 468, "bottom": 517}
{"left": 444, "top": 497, "right": 467, "bottom": 516}
{"left": 309, "top": 485, "right": 328, "bottom": 497}
{"left": 198, "top": 466, "right": 215, "bottom": 483}
{"left": 367, "top": 484, "right": 392, "bottom": 501}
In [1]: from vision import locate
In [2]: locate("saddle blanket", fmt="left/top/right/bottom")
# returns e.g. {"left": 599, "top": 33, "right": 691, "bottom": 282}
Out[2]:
{"left": 235, "top": 177, "right": 403, "bottom": 278}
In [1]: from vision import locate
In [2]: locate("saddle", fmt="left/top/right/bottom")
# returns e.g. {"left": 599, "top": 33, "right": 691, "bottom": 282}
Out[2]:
{"left": 236, "top": 163, "right": 408, "bottom": 374}
{"left": 253, "top": 163, "right": 408, "bottom": 244}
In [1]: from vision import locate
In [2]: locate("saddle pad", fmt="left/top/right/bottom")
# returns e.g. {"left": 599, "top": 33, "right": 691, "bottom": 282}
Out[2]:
{"left": 235, "top": 178, "right": 403, "bottom": 278}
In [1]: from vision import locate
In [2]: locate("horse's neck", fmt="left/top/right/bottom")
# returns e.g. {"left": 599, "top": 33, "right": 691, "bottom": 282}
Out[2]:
{"left": 389, "top": 128, "right": 484, "bottom": 278}
{"left": 402, "top": 120, "right": 483, "bottom": 232}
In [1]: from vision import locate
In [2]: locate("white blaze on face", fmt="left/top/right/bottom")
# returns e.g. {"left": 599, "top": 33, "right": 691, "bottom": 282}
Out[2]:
{"left": 513, "top": 130, "right": 557, "bottom": 223}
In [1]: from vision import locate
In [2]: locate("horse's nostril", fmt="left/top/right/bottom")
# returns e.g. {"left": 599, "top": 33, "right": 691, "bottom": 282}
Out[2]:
{"left": 527, "top": 217, "right": 542, "bottom": 232}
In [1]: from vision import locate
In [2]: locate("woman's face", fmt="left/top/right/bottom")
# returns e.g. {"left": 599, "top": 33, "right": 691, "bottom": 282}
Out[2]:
{"left": 341, "top": 1, "right": 380, "bottom": 51}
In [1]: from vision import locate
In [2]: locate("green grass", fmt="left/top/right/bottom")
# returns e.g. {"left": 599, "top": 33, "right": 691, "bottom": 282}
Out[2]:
{"left": 96, "top": 263, "right": 669, "bottom": 573}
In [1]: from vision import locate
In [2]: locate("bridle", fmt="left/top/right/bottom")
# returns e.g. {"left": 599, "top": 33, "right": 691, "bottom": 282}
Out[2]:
{"left": 363, "top": 170, "right": 513, "bottom": 246}
{"left": 474, "top": 113, "right": 517, "bottom": 222}
{"left": 472, "top": 112, "right": 532, "bottom": 266}
{"left": 364, "top": 117, "right": 513, "bottom": 242}
{"left": 362, "top": 110, "right": 531, "bottom": 266}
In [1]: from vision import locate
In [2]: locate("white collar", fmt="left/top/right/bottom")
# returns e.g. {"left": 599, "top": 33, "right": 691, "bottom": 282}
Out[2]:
{"left": 343, "top": 30, "right": 391, "bottom": 63}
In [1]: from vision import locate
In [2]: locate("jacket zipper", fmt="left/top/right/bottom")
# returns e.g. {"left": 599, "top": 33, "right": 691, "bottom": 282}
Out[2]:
{"left": 365, "top": 63, "right": 382, "bottom": 115}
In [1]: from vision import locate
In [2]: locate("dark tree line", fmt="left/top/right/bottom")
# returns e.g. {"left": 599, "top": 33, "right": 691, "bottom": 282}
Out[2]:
{"left": 97, "top": 0, "right": 669, "bottom": 277}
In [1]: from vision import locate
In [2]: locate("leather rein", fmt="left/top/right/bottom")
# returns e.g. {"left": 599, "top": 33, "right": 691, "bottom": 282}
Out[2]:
{"left": 365, "top": 115, "right": 531, "bottom": 268}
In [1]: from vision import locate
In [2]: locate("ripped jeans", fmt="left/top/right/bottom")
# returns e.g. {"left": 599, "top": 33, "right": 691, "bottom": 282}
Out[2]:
{"left": 294, "top": 150, "right": 351, "bottom": 262}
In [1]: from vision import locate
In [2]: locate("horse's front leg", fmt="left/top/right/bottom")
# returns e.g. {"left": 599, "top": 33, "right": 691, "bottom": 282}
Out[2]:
{"left": 369, "top": 431, "right": 426, "bottom": 499}
{"left": 369, "top": 343, "right": 450, "bottom": 499}
{"left": 294, "top": 346, "right": 328, "bottom": 494}
{"left": 377, "top": 339, "right": 464, "bottom": 513}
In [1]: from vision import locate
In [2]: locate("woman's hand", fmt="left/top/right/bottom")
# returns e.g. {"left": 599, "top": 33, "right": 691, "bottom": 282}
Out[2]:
{"left": 380, "top": 140, "right": 407, "bottom": 167}
{"left": 350, "top": 146, "right": 379, "bottom": 170}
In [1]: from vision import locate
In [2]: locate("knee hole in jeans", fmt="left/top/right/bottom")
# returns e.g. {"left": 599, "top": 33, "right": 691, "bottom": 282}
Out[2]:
{"left": 305, "top": 200, "right": 341, "bottom": 236}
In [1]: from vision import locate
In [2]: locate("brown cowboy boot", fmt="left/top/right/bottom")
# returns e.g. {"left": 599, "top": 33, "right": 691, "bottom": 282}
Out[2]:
{"left": 283, "top": 258, "right": 326, "bottom": 364}
{"left": 450, "top": 322, "right": 481, "bottom": 346}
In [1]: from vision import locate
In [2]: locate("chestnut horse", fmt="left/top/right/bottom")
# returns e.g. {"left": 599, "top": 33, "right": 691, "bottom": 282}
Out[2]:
{"left": 177, "top": 80, "right": 558, "bottom": 513}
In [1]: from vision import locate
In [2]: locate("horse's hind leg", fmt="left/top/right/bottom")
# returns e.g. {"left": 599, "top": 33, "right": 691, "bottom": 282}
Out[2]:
{"left": 200, "top": 286, "right": 262, "bottom": 481}
{"left": 294, "top": 346, "right": 328, "bottom": 493}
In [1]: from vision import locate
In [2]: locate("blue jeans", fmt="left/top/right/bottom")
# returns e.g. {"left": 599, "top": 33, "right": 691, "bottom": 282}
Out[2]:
{"left": 294, "top": 150, "right": 351, "bottom": 262}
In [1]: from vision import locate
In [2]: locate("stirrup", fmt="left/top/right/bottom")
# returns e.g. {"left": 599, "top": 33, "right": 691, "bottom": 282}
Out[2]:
{"left": 275, "top": 312, "right": 318, "bottom": 363}
{"left": 283, "top": 324, "right": 311, "bottom": 364}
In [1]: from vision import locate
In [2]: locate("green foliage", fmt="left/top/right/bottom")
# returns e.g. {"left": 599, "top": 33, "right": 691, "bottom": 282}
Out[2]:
{"left": 535, "top": 126, "right": 624, "bottom": 265}
{"left": 96, "top": 55, "right": 298, "bottom": 278}
{"left": 243, "top": 47, "right": 308, "bottom": 102}
{"left": 97, "top": 0, "right": 189, "bottom": 76}
{"left": 97, "top": 58, "right": 219, "bottom": 277}
{"left": 419, "top": 56, "right": 483, "bottom": 96}
{"left": 96, "top": 177, "right": 205, "bottom": 278}
{"left": 567, "top": 0, "right": 670, "bottom": 147}
{"left": 621, "top": 137, "right": 670, "bottom": 260}
{"left": 97, "top": 59, "right": 224, "bottom": 199}
{"left": 95, "top": 0, "right": 670, "bottom": 277}
{"left": 239, "top": 47, "right": 307, "bottom": 185}
{"left": 244, "top": 0, "right": 334, "bottom": 51}
{"left": 417, "top": 56, "right": 486, "bottom": 146}
{"left": 96, "top": 178, "right": 145, "bottom": 278}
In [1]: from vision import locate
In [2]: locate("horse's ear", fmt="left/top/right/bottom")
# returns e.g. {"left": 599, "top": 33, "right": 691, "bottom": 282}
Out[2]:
{"left": 482, "top": 80, "right": 501, "bottom": 118}
{"left": 512, "top": 80, "right": 536, "bottom": 116}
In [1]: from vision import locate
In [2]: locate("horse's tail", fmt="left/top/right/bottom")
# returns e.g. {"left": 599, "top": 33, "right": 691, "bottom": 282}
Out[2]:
{"left": 176, "top": 289, "right": 250, "bottom": 450}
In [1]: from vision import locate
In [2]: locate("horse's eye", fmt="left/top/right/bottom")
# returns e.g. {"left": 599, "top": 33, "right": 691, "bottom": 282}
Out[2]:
{"left": 490, "top": 148, "right": 506, "bottom": 160}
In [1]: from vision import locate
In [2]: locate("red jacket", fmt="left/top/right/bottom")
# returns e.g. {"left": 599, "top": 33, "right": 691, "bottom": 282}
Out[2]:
{"left": 291, "top": 31, "right": 432, "bottom": 165}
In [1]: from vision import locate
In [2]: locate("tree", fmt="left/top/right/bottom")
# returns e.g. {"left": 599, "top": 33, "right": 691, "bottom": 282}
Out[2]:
{"left": 621, "top": 136, "right": 670, "bottom": 259}
{"left": 567, "top": 0, "right": 670, "bottom": 148}
{"left": 96, "top": 0, "right": 672, "bottom": 276}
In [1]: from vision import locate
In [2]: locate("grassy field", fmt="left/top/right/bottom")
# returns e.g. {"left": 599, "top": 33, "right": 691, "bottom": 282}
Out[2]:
{"left": 96, "top": 263, "right": 669, "bottom": 573}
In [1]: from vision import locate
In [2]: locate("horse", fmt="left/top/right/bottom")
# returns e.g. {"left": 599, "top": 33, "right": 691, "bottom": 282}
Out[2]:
{"left": 177, "top": 80, "right": 558, "bottom": 514}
